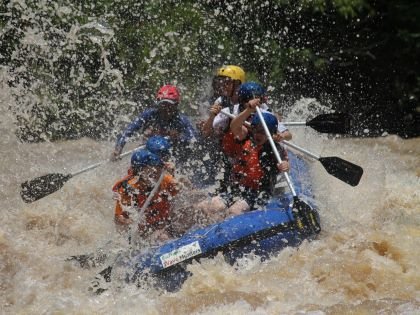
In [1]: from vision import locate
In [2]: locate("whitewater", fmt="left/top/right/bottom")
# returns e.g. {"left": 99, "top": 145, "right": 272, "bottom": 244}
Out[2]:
{"left": 1, "top": 71, "right": 419, "bottom": 314}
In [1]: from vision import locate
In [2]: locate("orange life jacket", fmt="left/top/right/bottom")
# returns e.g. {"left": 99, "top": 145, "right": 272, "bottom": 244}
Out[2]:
{"left": 231, "top": 139, "right": 265, "bottom": 190}
{"left": 112, "top": 174, "right": 178, "bottom": 231}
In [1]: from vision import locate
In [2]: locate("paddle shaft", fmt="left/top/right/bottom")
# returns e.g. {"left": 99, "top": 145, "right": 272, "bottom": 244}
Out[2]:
{"left": 219, "top": 109, "right": 362, "bottom": 185}
{"left": 129, "top": 170, "right": 167, "bottom": 244}
{"left": 139, "top": 171, "right": 166, "bottom": 213}
{"left": 219, "top": 109, "right": 303, "bottom": 126}
{"left": 220, "top": 110, "right": 250, "bottom": 126}
{"left": 283, "top": 140, "right": 319, "bottom": 159}
{"left": 222, "top": 110, "right": 356, "bottom": 158}
{"left": 71, "top": 145, "right": 144, "bottom": 177}
{"left": 282, "top": 122, "right": 308, "bottom": 126}
{"left": 256, "top": 107, "right": 323, "bottom": 234}
{"left": 221, "top": 108, "right": 320, "bottom": 174}
{"left": 284, "top": 140, "right": 363, "bottom": 186}
{"left": 255, "top": 107, "right": 297, "bottom": 196}
{"left": 20, "top": 144, "right": 146, "bottom": 203}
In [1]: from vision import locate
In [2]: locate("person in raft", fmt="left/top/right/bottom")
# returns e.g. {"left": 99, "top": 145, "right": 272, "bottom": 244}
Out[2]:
{"left": 110, "top": 84, "right": 197, "bottom": 164}
{"left": 112, "top": 148, "right": 180, "bottom": 241}
{"left": 196, "top": 102, "right": 290, "bottom": 223}
{"left": 194, "top": 65, "right": 246, "bottom": 186}
{"left": 198, "top": 82, "right": 291, "bottom": 198}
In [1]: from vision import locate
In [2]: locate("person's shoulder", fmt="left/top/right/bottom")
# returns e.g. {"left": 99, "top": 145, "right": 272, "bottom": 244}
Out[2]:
{"left": 178, "top": 112, "right": 191, "bottom": 119}
{"left": 112, "top": 174, "right": 132, "bottom": 189}
{"left": 162, "top": 174, "right": 176, "bottom": 185}
{"left": 164, "top": 173, "right": 174, "bottom": 180}
{"left": 178, "top": 113, "right": 193, "bottom": 123}
{"left": 138, "top": 107, "right": 157, "bottom": 116}
{"left": 162, "top": 174, "right": 180, "bottom": 193}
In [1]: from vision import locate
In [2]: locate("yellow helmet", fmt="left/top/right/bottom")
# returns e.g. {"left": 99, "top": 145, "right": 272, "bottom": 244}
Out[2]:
{"left": 216, "top": 65, "right": 246, "bottom": 83}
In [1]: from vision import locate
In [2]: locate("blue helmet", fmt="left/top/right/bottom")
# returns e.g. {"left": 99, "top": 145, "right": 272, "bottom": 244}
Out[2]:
{"left": 238, "top": 82, "right": 266, "bottom": 103}
{"left": 251, "top": 112, "right": 278, "bottom": 134}
{"left": 131, "top": 149, "right": 163, "bottom": 169}
{"left": 146, "top": 136, "right": 171, "bottom": 157}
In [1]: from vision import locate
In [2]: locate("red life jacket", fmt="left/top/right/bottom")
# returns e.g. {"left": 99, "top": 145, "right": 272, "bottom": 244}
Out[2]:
{"left": 220, "top": 106, "right": 252, "bottom": 159}
{"left": 232, "top": 139, "right": 264, "bottom": 190}
{"left": 221, "top": 131, "right": 243, "bottom": 159}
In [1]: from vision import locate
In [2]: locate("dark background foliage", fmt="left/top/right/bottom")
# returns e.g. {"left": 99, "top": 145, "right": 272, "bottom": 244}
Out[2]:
{"left": 1, "top": 0, "right": 418, "bottom": 141}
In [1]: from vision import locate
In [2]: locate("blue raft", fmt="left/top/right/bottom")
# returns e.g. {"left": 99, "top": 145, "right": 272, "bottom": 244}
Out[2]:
{"left": 106, "top": 152, "right": 321, "bottom": 292}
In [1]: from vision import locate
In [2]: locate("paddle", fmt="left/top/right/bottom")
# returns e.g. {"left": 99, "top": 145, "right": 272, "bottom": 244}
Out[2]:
{"left": 220, "top": 110, "right": 351, "bottom": 134}
{"left": 20, "top": 144, "right": 145, "bottom": 203}
{"left": 219, "top": 110, "right": 363, "bottom": 186}
{"left": 255, "top": 107, "right": 321, "bottom": 235}
{"left": 283, "top": 113, "right": 353, "bottom": 134}
{"left": 69, "top": 170, "right": 167, "bottom": 271}
{"left": 283, "top": 141, "right": 363, "bottom": 187}
{"left": 129, "top": 170, "right": 167, "bottom": 246}
{"left": 86, "top": 170, "right": 168, "bottom": 294}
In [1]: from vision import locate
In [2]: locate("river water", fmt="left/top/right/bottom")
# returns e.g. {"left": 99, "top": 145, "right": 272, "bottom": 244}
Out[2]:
{"left": 1, "top": 71, "right": 419, "bottom": 314}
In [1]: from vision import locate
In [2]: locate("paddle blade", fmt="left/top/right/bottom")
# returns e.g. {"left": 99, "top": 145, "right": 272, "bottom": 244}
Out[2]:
{"left": 21, "top": 173, "right": 72, "bottom": 203}
{"left": 319, "top": 157, "right": 363, "bottom": 187}
{"left": 307, "top": 113, "right": 352, "bottom": 134}
{"left": 292, "top": 197, "right": 321, "bottom": 235}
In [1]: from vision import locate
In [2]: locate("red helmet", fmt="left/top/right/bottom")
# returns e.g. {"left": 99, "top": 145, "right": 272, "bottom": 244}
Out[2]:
{"left": 156, "top": 85, "right": 180, "bottom": 104}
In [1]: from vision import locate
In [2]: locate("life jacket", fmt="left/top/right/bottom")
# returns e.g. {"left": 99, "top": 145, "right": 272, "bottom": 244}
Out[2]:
{"left": 231, "top": 139, "right": 288, "bottom": 192}
{"left": 220, "top": 104, "right": 247, "bottom": 159}
{"left": 231, "top": 139, "right": 265, "bottom": 190}
{"left": 112, "top": 174, "right": 178, "bottom": 232}
{"left": 221, "top": 131, "right": 243, "bottom": 159}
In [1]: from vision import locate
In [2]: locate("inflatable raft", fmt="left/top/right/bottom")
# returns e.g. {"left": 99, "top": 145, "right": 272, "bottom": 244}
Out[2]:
{"left": 94, "top": 152, "right": 321, "bottom": 292}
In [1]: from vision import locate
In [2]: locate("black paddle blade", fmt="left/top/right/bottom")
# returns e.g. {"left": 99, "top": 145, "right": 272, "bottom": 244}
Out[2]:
{"left": 21, "top": 173, "right": 72, "bottom": 203}
{"left": 89, "top": 266, "right": 113, "bottom": 295}
{"left": 307, "top": 113, "right": 352, "bottom": 134}
{"left": 292, "top": 197, "right": 321, "bottom": 235}
{"left": 66, "top": 252, "right": 108, "bottom": 269}
{"left": 319, "top": 157, "right": 363, "bottom": 187}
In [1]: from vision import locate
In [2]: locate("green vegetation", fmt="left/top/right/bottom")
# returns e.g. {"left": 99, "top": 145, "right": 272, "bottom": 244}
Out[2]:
{"left": 1, "top": 0, "right": 418, "bottom": 140}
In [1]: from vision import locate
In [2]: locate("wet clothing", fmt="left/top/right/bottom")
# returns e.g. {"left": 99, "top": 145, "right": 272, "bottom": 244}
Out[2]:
{"left": 212, "top": 103, "right": 288, "bottom": 136}
{"left": 214, "top": 96, "right": 234, "bottom": 108}
{"left": 115, "top": 108, "right": 199, "bottom": 180}
{"left": 211, "top": 103, "right": 288, "bottom": 196}
{"left": 192, "top": 96, "right": 235, "bottom": 187}
{"left": 114, "top": 108, "right": 197, "bottom": 152}
{"left": 223, "top": 138, "right": 288, "bottom": 210}
{"left": 112, "top": 173, "right": 179, "bottom": 235}
{"left": 221, "top": 130, "right": 243, "bottom": 159}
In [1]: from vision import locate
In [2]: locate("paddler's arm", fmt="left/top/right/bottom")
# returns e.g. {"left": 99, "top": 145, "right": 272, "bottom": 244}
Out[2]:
{"left": 277, "top": 161, "right": 290, "bottom": 172}
{"left": 275, "top": 143, "right": 290, "bottom": 173}
{"left": 178, "top": 114, "right": 199, "bottom": 143}
{"left": 110, "top": 110, "right": 151, "bottom": 161}
{"left": 230, "top": 99, "right": 261, "bottom": 140}
{"left": 201, "top": 103, "right": 222, "bottom": 137}
{"left": 273, "top": 121, "right": 292, "bottom": 142}
{"left": 114, "top": 201, "right": 133, "bottom": 225}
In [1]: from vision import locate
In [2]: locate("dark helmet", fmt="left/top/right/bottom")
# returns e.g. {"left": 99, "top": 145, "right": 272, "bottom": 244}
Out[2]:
{"left": 251, "top": 111, "right": 278, "bottom": 134}
{"left": 146, "top": 136, "right": 171, "bottom": 157}
{"left": 131, "top": 149, "right": 163, "bottom": 170}
{"left": 238, "top": 82, "right": 266, "bottom": 103}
